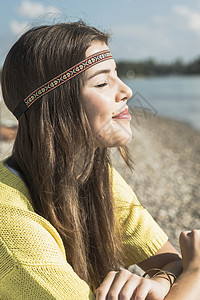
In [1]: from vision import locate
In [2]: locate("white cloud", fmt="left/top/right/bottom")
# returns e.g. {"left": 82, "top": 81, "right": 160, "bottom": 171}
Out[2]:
{"left": 10, "top": 20, "right": 29, "bottom": 35}
{"left": 18, "top": 0, "right": 61, "bottom": 19}
{"left": 172, "top": 5, "right": 200, "bottom": 34}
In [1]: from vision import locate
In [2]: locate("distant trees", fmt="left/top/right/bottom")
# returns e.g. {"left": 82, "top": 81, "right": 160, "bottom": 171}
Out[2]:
{"left": 117, "top": 56, "right": 200, "bottom": 78}
{"left": 185, "top": 57, "right": 200, "bottom": 74}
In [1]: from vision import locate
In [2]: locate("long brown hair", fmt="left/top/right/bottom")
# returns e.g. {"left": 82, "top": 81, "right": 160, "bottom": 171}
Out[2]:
{"left": 1, "top": 22, "right": 134, "bottom": 289}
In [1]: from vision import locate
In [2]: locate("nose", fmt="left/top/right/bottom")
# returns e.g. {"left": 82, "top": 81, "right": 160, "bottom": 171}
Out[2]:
{"left": 115, "top": 78, "right": 133, "bottom": 102}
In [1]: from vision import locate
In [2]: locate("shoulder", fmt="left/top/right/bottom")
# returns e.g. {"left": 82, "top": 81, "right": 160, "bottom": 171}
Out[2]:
{"left": 110, "top": 166, "right": 140, "bottom": 206}
{"left": 0, "top": 160, "right": 34, "bottom": 211}
{"left": 109, "top": 166, "right": 143, "bottom": 223}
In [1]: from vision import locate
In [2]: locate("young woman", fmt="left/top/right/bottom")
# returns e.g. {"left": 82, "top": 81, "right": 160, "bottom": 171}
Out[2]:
{"left": 0, "top": 21, "right": 199, "bottom": 299}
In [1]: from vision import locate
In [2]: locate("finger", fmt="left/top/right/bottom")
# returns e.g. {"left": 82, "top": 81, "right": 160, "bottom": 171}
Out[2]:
{"left": 180, "top": 230, "right": 191, "bottom": 237}
{"left": 96, "top": 271, "right": 117, "bottom": 300}
{"left": 107, "top": 269, "right": 134, "bottom": 298}
{"left": 118, "top": 275, "right": 141, "bottom": 300}
{"left": 179, "top": 230, "right": 200, "bottom": 245}
{"left": 179, "top": 231, "right": 192, "bottom": 244}
{"left": 188, "top": 229, "right": 200, "bottom": 237}
{"left": 133, "top": 281, "right": 150, "bottom": 300}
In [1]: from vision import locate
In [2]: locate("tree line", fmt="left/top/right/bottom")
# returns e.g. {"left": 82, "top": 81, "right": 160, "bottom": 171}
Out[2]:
{"left": 0, "top": 56, "right": 200, "bottom": 80}
{"left": 117, "top": 56, "right": 200, "bottom": 78}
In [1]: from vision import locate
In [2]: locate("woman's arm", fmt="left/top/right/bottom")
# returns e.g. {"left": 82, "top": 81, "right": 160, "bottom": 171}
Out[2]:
{"left": 137, "top": 240, "right": 183, "bottom": 298}
{"left": 138, "top": 240, "right": 182, "bottom": 279}
{"left": 96, "top": 231, "right": 200, "bottom": 300}
{"left": 164, "top": 268, "right": 200, "bottom": 300}
{"left": 164, "top": 230, "right": 200, "bottom": 300}
{"left": 96, "top": 241, "right": 182, "bottom": 300}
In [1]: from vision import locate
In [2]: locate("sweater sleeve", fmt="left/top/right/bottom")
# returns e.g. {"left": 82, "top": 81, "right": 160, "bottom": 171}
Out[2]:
{"left": 111, "top": 167, "right": 168, "bottom": 266}
{"left": 0, "top": 204, "right": 94, "bottom": 300}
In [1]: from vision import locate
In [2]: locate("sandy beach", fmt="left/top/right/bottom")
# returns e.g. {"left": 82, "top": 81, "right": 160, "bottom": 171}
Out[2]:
{"left": 1, "top": 100, "right": 200, "bottom": 254}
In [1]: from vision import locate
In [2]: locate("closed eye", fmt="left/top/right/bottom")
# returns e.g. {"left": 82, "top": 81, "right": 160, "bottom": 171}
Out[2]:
{"left": 96, "top": 82, "right": 108, "bottom": 88}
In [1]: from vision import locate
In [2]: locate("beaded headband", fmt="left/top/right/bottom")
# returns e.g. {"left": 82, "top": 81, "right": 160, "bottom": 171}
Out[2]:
{"left": 13, "top": 49, "right": 113, "bottom": 119}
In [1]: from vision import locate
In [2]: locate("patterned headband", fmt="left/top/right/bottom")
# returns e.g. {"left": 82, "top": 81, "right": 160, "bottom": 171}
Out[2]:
{"left": 13, "top": 49, "right": 113, "bottom": 119}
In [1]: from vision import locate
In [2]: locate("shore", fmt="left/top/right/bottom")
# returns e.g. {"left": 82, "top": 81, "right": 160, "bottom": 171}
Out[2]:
{"left": 1, "top": 102, "right": 200, "bottom": 252}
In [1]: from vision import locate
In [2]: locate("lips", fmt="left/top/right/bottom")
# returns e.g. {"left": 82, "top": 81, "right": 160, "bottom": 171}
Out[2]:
{"left": 112, "top": 108, "right": 131, "bottom": 119}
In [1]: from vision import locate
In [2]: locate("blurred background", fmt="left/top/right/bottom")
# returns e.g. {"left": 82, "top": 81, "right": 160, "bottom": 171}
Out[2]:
{"left": 0, "top": 0, "right": 200, "bottom": 254}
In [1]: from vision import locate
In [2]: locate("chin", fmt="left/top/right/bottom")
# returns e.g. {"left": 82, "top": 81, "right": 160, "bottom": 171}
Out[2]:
{"left": 99, "top": 136, "right": 133, "bottom": 148}
{"left": 115, "top": 136, "right": 132, "bottom": 147}
{"left": 115, "top": 131, "right": 133, "bottom": 147}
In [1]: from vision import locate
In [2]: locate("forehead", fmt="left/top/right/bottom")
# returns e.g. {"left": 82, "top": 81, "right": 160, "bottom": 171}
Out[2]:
{"left": 84, "top": 41, "right": 116, "bottom": 79}
{"left": 85, "top": 40, "right": 109, "bottom": 57}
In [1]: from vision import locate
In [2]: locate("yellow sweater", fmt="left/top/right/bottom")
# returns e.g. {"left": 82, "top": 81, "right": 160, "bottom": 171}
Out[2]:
{"left": 0, "top": 161, "right": 168, "bottom": 299}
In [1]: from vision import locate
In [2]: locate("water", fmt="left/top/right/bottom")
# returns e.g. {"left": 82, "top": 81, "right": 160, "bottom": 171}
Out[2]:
{"left": 124, "top": 75, "right": 200, "bottom": 131}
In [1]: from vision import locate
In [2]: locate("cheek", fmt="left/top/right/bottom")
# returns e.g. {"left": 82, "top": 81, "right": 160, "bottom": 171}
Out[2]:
{"left": 82, "top": 94, "right": 112, "bottom": 128}
{"left": 84, "top": 101, "right": 100, "bottom": 121}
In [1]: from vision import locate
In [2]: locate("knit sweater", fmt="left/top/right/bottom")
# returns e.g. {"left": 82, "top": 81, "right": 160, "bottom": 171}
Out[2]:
{"left": 0, "top": 161, "right": 168, "bottom": 299}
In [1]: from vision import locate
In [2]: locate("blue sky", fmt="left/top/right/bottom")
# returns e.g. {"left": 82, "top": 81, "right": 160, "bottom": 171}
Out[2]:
{"left": 1, "top": 0, "right": 200, "bottom": 66}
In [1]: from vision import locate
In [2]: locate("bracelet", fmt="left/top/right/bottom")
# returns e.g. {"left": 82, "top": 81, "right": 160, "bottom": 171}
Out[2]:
{"left": 142, "top": 268, "right": 177, "bottom": 288}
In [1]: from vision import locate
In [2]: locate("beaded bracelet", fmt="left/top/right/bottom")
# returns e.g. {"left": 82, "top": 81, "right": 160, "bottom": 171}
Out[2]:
{"left": 142, "top": 268, "right": 177, "bottom": 288}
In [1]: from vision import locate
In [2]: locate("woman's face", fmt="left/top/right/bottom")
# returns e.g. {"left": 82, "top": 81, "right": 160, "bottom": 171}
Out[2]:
{"left": 81, "top": 41, "right": 133, "bottom": 148}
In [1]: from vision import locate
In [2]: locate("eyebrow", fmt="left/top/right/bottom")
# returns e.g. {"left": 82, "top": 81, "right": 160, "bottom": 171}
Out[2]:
{"left": 87, "top": 66, "right": 117, "bottom": 80}
{"left": 87, "top": 69, "right": 111, "bottom": 80}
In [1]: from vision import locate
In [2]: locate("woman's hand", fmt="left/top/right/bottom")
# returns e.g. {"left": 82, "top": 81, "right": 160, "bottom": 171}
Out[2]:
{"left": 163, "top": 230, "right": 200, "bottom": 300}
{"left": 95, "top": 269, "right": 170, "bottom": 300}
{"left": 179, "top": 229, "right": 200, "bottom": 271}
